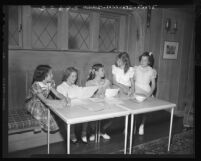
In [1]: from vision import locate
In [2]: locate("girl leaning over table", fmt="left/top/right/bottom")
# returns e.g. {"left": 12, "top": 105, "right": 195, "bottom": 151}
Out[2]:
{"left": 112, "top": 52, "right": 135, "bottom": 97}
{"left": 133, "top": 51, "right": 157, "bottom": 135}
{"left": 85, "top": 63, "right": 112, "bottom": 142}
{"left": 25, "top": 65, "right": 70, "bottom": 132}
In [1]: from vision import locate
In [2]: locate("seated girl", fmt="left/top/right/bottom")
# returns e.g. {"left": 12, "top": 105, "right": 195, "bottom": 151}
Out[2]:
{"left": 25, "top": 65, "right": 70, "bottom": 133}
{"left": 112, "top": 52, "right": 135, "bottom": 97}
{"left": 134, "top": 51, "right": 157, "bottom": 135}
{"left": 57, "top": 67, "right": 88, "bottom": 144}
{"left": 86, "top": 63, "right": 112, "bottom": 141}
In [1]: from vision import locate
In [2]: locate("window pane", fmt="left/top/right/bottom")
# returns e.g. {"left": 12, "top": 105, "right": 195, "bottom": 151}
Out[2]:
{"left": 99, "top": 16, "right": 119, "bottom": 52}
{"left": 31, "top": 7, "right": 58, "bottom": 49}
{"left": 8, "top": 6, "right": 19, "bottom": 47}
{"left": 68, "top": 11, "right": 90, "bottom": 50}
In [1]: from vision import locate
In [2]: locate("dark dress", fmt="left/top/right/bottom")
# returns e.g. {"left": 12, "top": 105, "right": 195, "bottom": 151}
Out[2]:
{"left": 25, "top": 81, "right": 59, "bottom": 132}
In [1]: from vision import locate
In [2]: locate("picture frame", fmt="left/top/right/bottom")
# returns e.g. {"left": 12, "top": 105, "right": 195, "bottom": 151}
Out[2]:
{"left": 163, "top": 41, "right": 179, "bottom": 59}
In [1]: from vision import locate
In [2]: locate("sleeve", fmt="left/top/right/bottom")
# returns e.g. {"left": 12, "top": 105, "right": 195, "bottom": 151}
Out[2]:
{"left": 56, "top": 84, "right": 67, "bottom": 97}
{"left": 129, "top": 67, "right": 135, "bottom": 78}
{"left": 133, "top": 66, "right": 137, "bottom": 80}
{"left": 50, "top": 80, "right": 56, "bottom": 89}
{"left": 112, "top": 65, "right": 116, "bottom": 75}
{"left": 32, "top": 82, "right": 43, "bottom": 95}
{"left": 151, "top": 69, "right": 157, "bottom": 79}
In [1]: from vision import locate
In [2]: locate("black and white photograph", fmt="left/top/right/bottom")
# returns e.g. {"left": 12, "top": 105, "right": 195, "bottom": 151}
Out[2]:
{"left": 2, "top": 0, "right": 196, "bottom": 158}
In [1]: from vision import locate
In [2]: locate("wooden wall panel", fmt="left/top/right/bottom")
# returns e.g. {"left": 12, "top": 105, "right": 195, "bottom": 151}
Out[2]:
{"left": 8, "top": 50, "right": 117, "bottom": 109}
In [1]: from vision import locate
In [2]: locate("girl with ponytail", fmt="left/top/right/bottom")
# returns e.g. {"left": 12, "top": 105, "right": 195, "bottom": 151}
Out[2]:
{"left": 86, "top": 63, "right": 112, "bottom": 141}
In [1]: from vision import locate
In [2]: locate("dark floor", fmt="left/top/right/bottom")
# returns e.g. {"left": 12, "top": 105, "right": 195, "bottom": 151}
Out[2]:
{"left": 8, "top": 113, "right": 184, "bottom": 157}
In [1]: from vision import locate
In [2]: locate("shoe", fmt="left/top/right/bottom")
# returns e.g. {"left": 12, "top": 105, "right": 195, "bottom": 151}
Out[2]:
{"left": 138, "top": 124, "right": 144, "bottom": 135}
{"left": 100, "top": 133, "right": 111, "bottom": 140}
{"left": 81, "top": 136, "right": 88, "bottom": 144}
{"left": 89, "top": 134, "right": 95, "bottom": 141}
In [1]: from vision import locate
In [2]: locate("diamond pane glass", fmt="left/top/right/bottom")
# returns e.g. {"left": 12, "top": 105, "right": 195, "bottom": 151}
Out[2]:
{"left": 68, "top": 11, "right": 90, "bottom": 50}
{"left": 8, "top": 6, "right": 20, "bottom": 47}
{"left": 31, "top": 8, "right": 58, "bottom": 49}
{"left": 99, "top": 17, "right": 119, "bottom": 52}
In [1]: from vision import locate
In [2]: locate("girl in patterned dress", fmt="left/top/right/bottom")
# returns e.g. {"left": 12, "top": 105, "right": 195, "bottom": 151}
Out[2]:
{"left": 134, "top": 52, "right": 157, "bottom": 135}
{"left": 85, "top": 63, "right": 112, "bottom": 142}
{"left": 25, "top": 65, "right": 70, "bottom": 132}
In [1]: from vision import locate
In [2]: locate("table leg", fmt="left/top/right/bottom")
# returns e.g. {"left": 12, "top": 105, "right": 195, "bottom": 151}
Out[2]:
{"left": 47, "top": 109, "right": 50, "bottom": 154}
{"left": 168, "top": 107, "right": 174, "bottom": 151}
{"left": 95, "top": 121, "right": 98, "bottom": 143}
{"left": 124, "top": 115, "right": 128, "bottom": 154}
{"left": 129, "top": 114, "right": 134, "bottom": 154}
{"left": 98, "top": 120, "right": 101, "bottom": 143}
{"left": 67, "top": 124, "right": 70, "bottom": 154}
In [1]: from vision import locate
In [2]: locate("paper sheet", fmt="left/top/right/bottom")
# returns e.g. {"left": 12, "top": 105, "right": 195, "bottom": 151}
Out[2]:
{"left": 76, "top": 86, "right": 99, "bottom": 99}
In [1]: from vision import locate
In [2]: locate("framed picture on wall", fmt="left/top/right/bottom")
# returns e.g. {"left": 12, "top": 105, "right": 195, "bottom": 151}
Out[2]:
{"left": 163, "top": 41, "right": 179, "bottom": 59}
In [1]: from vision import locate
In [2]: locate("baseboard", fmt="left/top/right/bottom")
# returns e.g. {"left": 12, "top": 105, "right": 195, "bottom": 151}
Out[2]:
{"left": 8, "top": 130, "right": 64, "bottom": 152}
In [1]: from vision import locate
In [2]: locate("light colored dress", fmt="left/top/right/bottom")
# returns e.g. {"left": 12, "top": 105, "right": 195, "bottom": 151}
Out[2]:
{"left": 25, "top": 80, "right": 59, "bottom": 132}
{"left": 57, "top": 82, "right": 82, "bottom": 99}
{"left": 134, "top": 65, "right": 157, "bottom": 95}
{"left": 112, "top": 65, "right": 134, "bottom": 87}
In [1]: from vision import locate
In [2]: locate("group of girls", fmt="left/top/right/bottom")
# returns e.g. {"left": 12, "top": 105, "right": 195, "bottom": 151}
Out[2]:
{"left": 25, "top": 51, "right": 157, "bottom": 144}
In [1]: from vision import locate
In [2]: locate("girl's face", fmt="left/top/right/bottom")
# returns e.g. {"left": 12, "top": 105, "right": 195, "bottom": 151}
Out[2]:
{"left": 67, "top": 72, "right": 77, "bottom": 84}
{"left": 140, "top": 56, "right": 149, "bottom": 67}
{"left": 95, "top": 67, "right": 105, "bottom": 78}
{"left": 45, "top": 69, "right": 53, "bottom": 82}
{"left": 117, "top": 58, "right": 124, "bottom": 68}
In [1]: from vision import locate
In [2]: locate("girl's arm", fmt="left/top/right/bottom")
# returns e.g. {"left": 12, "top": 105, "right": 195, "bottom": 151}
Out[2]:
{"left": 112, "top": 74, "right": 130, "bottom": 92}
{"left": 50, "top": 87, "right": 66, "bottom": 100}
{"left": 128, "top": 77, "right": 135, "bottom": 96}
{"left": 147, "top": 77, "right": 156, "bottom": 97}
{"left": 36, "top": 92, "right": 67, "bottom": 108}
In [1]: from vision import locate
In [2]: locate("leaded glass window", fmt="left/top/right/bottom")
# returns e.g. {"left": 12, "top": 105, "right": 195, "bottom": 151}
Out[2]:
{"left": 8, "top": 6, "right": 22, "bottom": 47}
{"left": 68, "top": 11, "right": 90, "bottom": 50}
{"left": 31, "top": 7, "right": 58, "bottom": 49}
{"left": 99, "top": 15, "right": 119, "bottom": 52}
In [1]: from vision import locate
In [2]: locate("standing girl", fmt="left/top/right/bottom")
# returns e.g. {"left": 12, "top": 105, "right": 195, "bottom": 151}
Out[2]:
{"left": 86, "top": 63, "right": 112, "bottom": 141}
{"left": 112, "top": 52, "right": 135, "bottom": 97}
{"left": 57, "top": 67, "right": 88, "bottom": 144}
{"left": 25, "top": 65, "right": 70, "bottom": 132}
{"left": 134, "top": 51, "right": 157, "bottom": 135}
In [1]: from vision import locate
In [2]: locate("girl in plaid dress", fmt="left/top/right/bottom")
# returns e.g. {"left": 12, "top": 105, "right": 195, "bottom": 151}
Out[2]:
{"left": 25, "top": 65, "right": 70, "bottom": 132}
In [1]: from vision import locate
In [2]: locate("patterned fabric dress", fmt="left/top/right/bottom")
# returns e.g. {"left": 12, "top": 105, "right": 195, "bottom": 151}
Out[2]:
{"left": 25, "top": 80, "right": 59, "bottom": 132}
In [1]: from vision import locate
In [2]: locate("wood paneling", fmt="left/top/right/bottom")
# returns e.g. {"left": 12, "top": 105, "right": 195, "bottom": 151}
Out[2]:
{"left": 8, "top": 50, "right": 117, "bottom": 110}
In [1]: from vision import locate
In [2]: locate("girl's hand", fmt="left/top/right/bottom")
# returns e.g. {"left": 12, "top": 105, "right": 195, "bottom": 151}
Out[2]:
{"left": 145, "top": 92, "right": 152, "bottom": 98}
{"left": 128, "top": 90, "right": 134, "bottom": 97}
{"left": 64, "top": 97, "right": 71, "bottom": 107}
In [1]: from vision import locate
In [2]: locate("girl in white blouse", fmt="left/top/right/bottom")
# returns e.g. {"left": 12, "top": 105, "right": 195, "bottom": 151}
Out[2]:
{"left": 57, "top": 67, "right": 88, "bottom": 144}
{"left": 134, "top": 51, "right": 157, "bottom": 135}
{"left": 112, "top": 52, "right": 135, "bottom": 97}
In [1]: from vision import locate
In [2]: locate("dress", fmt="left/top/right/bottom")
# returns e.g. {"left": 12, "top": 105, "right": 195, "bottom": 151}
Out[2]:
{"left": 134, "top": 65, "right": 157, "bottom": 95}
{"left": 112, "top": 65, "right": 134, "bottom": 87}
{"left": 57, "top": 82, "right": 82, "bottom": 99}
{"left": 25, "top": 80, "right": 59, "bottom": 132}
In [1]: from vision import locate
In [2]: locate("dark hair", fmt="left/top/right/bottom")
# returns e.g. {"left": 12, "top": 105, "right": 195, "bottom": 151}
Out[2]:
{"left": 87, "top": 63, "right": 104, "bottom": 81}
{"left": 115, "top": 52, "right": 131, "bottom": 73}
{"left": 139, "top": 51, "right": 154, "bottom": 68}
{"left": 62, "top": 67, "right": 78, "bottom": 84}
{"left": 32, "top": 65, "right": 52, "bottom": 84}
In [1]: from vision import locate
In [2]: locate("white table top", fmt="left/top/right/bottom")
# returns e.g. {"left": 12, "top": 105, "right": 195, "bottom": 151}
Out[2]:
{"left": 49, "top": 98, "right": 130, "bottom": 124}
{"left": 116, "top": 97, "right": 176, "bottom": 114}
